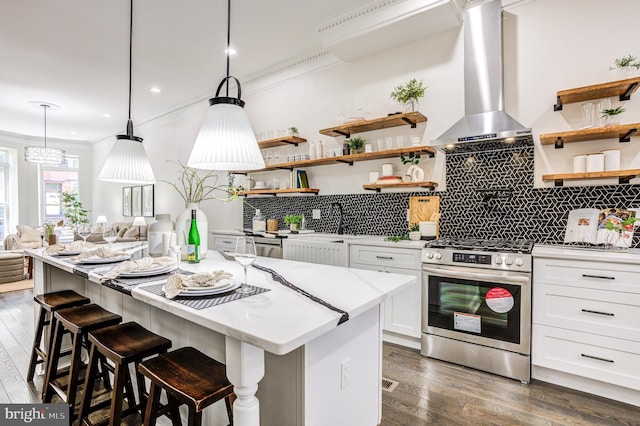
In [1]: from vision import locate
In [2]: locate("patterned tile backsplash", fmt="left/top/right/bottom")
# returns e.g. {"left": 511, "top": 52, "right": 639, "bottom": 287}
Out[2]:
{"left": 243, "top": 138, "right": 640, "bottom": 246}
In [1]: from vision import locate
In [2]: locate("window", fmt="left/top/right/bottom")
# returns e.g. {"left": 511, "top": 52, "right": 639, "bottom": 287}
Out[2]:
{"left": 41, "top": 156, "right": 79, "bottom": 224}
{"left": 0, "top": 150, "right": 7, "bottom": 240}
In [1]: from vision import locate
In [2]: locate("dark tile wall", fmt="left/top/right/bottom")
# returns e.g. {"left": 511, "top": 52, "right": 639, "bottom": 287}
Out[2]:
{"left": 243, "top": 139, "right": 640, "bottom": 246}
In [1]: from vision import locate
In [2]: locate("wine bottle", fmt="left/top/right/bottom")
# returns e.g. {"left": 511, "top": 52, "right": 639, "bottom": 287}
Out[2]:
{"left": 187, "top": 210, "right": 200, "bottom": 263}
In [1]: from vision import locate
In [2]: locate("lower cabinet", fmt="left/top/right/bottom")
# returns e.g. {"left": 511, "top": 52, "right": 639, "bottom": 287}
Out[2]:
{"left": 350, "top": 244, "right": 422, "bottom": 349}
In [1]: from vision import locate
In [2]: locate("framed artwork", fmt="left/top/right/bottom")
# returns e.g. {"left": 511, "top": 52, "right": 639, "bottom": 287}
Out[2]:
{"left": 131, "top": 186, "right": 142, "bottom": 217}
{"left": 142, "top": 184, "right": 154, "bottom": 217}
{"left": 122, "top": 187, "right": 132, "bottom": 217}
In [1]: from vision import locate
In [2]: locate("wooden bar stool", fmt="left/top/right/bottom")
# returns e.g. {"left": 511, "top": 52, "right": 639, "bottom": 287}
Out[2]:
{"left": 43, "top": 303, "right": 122, "bottom": 418}
{"left": 138, "top": 347, "right": 235, "bottom": 426}
{"left": 78, "top": 322, "right": 172, "bottom": 426}
{"left": 27, "top": 290, "right": 90, "bottom": 382}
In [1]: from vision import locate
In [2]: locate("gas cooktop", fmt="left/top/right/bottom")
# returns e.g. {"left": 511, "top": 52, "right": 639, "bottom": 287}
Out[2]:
{"left": 424, "top": 238, "right": 534, "bottom": 254}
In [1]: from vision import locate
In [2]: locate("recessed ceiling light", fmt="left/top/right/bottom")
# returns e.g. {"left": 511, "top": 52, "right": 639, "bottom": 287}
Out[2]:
{"left": 225, "top": 47, "right": 237, "bottom": 55}
{"left": 150, "top": 87, "right": 161, "bottom": 93}
{"left": 103, "top": 113, "right": 111, "bottom": 118}
{"left": 70, "top": 130, "right": 77, "bottom": 135}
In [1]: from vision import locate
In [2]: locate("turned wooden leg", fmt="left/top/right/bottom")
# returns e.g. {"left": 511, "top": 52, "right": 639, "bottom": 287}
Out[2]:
{"left": 224, "top": 336, "right": 264, "bottom": 426}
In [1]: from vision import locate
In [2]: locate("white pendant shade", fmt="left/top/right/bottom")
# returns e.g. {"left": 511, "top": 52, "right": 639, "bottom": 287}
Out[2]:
{"left": 98, "top": 137, "right": 155, "bottom": 184}
{"left": 188, "top": 103, "right": 265, "bottom": 171}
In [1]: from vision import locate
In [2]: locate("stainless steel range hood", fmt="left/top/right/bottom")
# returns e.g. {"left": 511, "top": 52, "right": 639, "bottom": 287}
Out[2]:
{"left": 432, "top": 0, "right": 531, "bottom": 147}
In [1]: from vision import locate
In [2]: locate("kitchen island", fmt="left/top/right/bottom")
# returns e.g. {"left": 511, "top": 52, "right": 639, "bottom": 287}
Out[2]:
{"left": 26, "top": 243, "right": 415, "bottom": 425}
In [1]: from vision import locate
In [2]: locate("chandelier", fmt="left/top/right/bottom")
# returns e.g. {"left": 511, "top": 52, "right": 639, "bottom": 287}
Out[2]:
{"left": 24, "top": 103, "right": 65, "bottom": 165}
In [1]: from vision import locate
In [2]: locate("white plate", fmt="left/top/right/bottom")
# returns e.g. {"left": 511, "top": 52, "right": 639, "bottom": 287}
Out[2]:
{"left": 54, "top": 250, "right": 82, "bottom": 256}
{"left": 163, "top": 280, "right": 240, "bottom": 297}
{"left": 75, "top": 255, "right": 131, "bottom": 264}
{"left": 119, "top": 264, "right": 176, "bottom": 278}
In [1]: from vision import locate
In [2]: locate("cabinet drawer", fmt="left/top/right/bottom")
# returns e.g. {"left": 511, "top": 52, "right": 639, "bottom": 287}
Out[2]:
{"left": 212, "top": 235, "right": 237, "bottom": 253}
{"left": 350, "top": 245, "right": 421, "bottom": 270}
{"left": 533, "top": 283, "right": 640, "bottom": 342}
{"left": 534, "top": 258, "right": 640, "bottom": 294}
{"left": 532, "top": 324, "right": 640, "bottom": 391}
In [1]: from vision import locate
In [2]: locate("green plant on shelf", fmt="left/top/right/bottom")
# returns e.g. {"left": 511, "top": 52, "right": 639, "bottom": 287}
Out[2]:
{"left": 390, "top": 78, "right": 427, "bottom": 112}
{"left": 347, "top": 136, "right": 365, "bottom": 154}
{"left": 288, "top": 126, "right": 299, "bottom": 136}
{"left": 610, "top": 54, "right": 640, "bottom": 70}
{"left": 601, "top": 106, "right": 626, "bottom": 117}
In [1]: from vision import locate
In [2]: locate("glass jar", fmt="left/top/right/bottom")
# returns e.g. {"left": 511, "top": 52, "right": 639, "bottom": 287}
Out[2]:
{"left": 252, "top": 209, "right": 266, "bottom": 232}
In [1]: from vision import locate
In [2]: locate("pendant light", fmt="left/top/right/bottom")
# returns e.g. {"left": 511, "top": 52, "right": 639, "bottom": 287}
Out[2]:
{"left": 187, "top": 0, "right": 265, "bottom": 171}
{"left": 99, "top": 0, "right": 155, "bottom": 184}
{"left": 24, "top": 103, "right": 65, "bottom": 165}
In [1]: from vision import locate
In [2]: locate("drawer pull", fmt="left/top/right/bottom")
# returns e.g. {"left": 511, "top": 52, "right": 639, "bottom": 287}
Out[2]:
{"left": 581, "top": 354, "right": 614, "bottom": 363}
{"left": 581, "top": 309, "right": 614, "bottom": 317}
{"left": 376, "top": 256, "right": 394, "bottom": 260}
{"left": 582, "top": 274, "right": 615, "bottom": 280}
{"left": 222, "top": 240, "right": 233, "bottom": 244}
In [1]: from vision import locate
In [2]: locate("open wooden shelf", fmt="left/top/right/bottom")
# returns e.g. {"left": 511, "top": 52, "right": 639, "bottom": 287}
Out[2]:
{"left": 258, "top": 135, "right": 306, "bottom": 149}
{"left": 239, "top": 188, "right": 319, "bottom": 196}
{"left": 363, "top": 181, "right": 437, "bottom": 192}
{"left": 319, "top": 112, "right": 427, "bottom": 137}
{"left": 542, "top": 169, "right": 640, "bottom": 186}
{"left": 540, "top": 123, "right": 640, "bottom": 147}
{"left": 235, "top": 145, "right": 436, "bottom": 173}
{"left": 553, "top": 77, "right": 640, "bottom": 111}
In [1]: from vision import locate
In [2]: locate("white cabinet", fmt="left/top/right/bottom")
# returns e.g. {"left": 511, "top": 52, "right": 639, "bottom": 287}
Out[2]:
{"left": 532, "top": 250, "right": 640, "bottom": 407}
{"left": 283, "top": 239, "right": 348, "bottom": 267}
{"left": 211, "top": 233, "right": 241, "bottom": 254}
{"left": 350, "top": 244, "right": 421, "bottom": 349}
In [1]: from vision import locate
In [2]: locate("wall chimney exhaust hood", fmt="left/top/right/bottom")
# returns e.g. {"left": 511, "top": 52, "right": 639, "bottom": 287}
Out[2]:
{"left": 317, "top": 0, "right": 463, "bottom": 62}
{"left": 431, "top": 0, "right": 531, "bottom": 147}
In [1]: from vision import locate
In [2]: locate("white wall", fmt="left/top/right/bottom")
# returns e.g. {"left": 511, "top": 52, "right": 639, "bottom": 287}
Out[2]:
{"left": 91, "top": 0, "right": 640, "bottom": 228}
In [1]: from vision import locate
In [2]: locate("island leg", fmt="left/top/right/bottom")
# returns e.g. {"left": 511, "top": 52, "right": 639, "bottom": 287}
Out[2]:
{"left": 225, "top": 336, "right": 265, "bottom": 426}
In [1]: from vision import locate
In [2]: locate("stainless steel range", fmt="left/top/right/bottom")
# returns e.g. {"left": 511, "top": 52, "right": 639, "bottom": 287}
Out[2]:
{"left": 421, "top": 238, "right": 533, "bottom": 383}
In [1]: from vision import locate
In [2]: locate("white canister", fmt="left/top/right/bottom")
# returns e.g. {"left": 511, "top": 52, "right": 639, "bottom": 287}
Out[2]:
{"left": 419, "top": 221, "right": 437, "bottom": 237}
{"left": 586, "top": 153, "right": 605, "bottom": 173}
{"left": 364, "top": 143, "right": 373, "bottom": 153}
{"left": 369, "top": 171, "right": 380, "bottom": 183}
{"left": 602, "top": 149, "right": 620, "bottom": 171}
{"left": 573, "top": 155, "right": 587, "bottom": 173}
{"left": 148, "top": 214, "right": 175, "bottom": 257}
{"left": 381, "top": 163, "right": 394, "bottom": 176}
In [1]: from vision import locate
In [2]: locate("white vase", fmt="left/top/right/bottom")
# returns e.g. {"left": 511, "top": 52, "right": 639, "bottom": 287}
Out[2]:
{"left": 148, "top": 214, "right": 175, "bottom": 257}
{"left": 175, "top": 203, "right": 208, "bottom": 260}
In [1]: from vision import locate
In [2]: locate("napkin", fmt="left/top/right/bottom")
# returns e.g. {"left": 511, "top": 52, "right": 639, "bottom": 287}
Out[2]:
{"left": 70, "top": 247, "right": 130, "bottom": 263}
{"left": 99, "top": 256, "right": 176, "bottom": 281}
{"left": 45, "top": 240, "right": 95, "bottom": 254}
{"left": 164, "top": 270, "right": 233, "bottom": 299}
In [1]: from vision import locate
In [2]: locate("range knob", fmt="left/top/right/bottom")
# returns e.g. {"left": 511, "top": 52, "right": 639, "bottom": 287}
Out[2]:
{"left": 434, "top": 252, "right": 442, "bottom": 260}
{"left": 515, "top": 257, "right": 524, "bottom": 266}
{"left": 426, "top": 251, "right": 434, "bottom": 259}
{"left": 504, "top": 257, "right": 514, "bottom": 265}
{"left": 495, "top": 256, "right": 503, "bottom": 265}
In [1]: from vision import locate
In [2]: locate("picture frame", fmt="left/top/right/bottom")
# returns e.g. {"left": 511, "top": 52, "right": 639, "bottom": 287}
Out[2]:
{"left": 122, "top": 187, "right": 132, "bottom": 217}
{"left": 142, "top": 184, "right": 154, "bottom": 217}
{"left": 131, "top": 186, "right": 142, "bottom": 217}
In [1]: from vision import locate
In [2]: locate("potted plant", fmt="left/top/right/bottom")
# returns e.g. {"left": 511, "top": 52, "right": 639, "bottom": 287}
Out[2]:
{"left": 400, "top": 153, "right": 424, "bottom": 182}
{"left": 347, "top": 136, "right": 365, "bottom": 154}
{"left": 60, "top": 192, "right": 89, "bottom": 228}
{"left": 288, "top": 126, "right": 299, "bottom": 136}
{"left": 284, "top": 214, "right": 303, "bottom": 231}
{"left": 610, "top": 54, "right": 640, "bottom": 78}
{"left": 408, "top": 223, "right": 421, "bottom": 241}
{"left": 44, "top": 222, "right": 56, "bottom": 245}
{"left": 601, "top": 106, "right": 626, "bottom": 126}
{"left": 390, "top": 78, "right": 427, "bottom": 112}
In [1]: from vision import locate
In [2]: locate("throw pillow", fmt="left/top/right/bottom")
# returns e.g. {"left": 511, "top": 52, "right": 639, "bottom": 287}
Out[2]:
{"left": 117, "top": 226, "right": 129, "bottom": 238}
{"left": 123, "top": 227, "right": 139, "bottom": 239}
{"left": 21, "top": 225, "right": 43, "bottom": 243}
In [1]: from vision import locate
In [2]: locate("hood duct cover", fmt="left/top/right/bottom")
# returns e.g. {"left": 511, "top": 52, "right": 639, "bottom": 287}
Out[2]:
{"left": 432, "top": 0, "right": 531, "bottom": 147}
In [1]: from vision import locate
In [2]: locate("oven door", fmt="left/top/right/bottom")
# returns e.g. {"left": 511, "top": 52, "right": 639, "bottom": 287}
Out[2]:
{"left": 422, "top": 264, "right": 531, "bottom": 355}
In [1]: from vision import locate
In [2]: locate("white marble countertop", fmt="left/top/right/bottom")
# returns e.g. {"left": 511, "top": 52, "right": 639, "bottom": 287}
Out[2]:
{"left": 26, "top": 244, "right": 415, "bottom": 355}
{"left": 533, "top": 244, "right": 640, "bottom": 265}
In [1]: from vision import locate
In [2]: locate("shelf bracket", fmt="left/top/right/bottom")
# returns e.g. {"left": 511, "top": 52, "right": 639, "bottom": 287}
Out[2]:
{"left": 401, "top": 117, "right": 418, "bottom": 128}
{"left": 554, "top": 137, "right": 564, "bottom": 149}
{"left": 332, "top": 129, "right": 350, "bottom": 137}
{"left": 336, "top": 158, "right": 354, "bottom": 166}
{"left": 554, "top": 179, "right": 564, "bottom": 187}
{"left": 364, "top": 187, "right": 381, "bottom": 193}
{"left": 619, "top": 128, "right": 637, "bottom": 142}
{"left": 553, "top": 96, "right": 563, "bottom": 111}
{"left": 621, "top": 82, "right": 638, "bottom": 101}
{"left": 275, "top": 166, "right": 294, "bottom": 171}
{"left": 619, "top": 175, "right": 635, "bottom": 184}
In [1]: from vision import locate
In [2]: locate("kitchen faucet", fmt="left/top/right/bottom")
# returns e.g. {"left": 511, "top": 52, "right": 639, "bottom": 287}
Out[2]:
{"left": 328, "top": 202, "right": 345, "bottom": 235}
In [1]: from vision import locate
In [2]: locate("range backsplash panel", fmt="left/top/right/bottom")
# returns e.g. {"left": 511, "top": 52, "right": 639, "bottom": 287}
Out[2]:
{"left": 243, "top": 140, "right": 640, "bottom": 246}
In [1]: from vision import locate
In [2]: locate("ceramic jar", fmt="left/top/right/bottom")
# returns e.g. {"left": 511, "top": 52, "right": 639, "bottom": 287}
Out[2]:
{"left": 148, "top": 214, "right": 175, "bottom": 257}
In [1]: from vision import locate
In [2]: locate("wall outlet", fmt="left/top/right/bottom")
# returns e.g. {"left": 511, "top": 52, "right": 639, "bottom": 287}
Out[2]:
{"left": 340, "top": 358, "right": 351, "bottom": 390}
{"left": 312, "top": 209, "right": 321, "bottom": 219}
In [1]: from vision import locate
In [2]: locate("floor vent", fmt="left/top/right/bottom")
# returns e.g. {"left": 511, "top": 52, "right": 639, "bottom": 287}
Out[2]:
{"left": 381, "top": 377, "right": 399, "bottom": 392}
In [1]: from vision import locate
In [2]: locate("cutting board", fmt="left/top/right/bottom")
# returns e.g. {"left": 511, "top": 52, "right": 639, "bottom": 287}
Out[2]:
{"left": 409, "top": 196, "right": 440, "bottom": 225}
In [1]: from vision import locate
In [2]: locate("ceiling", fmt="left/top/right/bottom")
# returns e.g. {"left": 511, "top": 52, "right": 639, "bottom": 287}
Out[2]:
{"left": 0, "top": 0, "right": 375, "bottom": 143}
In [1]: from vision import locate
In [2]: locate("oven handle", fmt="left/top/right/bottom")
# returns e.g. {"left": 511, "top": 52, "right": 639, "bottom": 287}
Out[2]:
{"left": 422, "top": 266, "right": 530, "bottom": 285}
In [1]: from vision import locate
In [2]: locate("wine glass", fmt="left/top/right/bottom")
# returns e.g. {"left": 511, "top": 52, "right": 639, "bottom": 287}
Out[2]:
{"left": 77, "top": 223, "right": 92, "bottom": 243}
{"left": 171, "top": 244, "right": 184, "bottom": 271}
{"left": 234, "top": 236, "right": 257, "bottom": 294}
{"left": 103, "top": 226, "right": 117, "bottom": 250}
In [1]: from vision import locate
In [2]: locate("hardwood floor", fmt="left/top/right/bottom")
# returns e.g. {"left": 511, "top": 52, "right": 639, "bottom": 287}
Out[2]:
{"left": 0, "top": 288, "right": 638, "bottom": 425}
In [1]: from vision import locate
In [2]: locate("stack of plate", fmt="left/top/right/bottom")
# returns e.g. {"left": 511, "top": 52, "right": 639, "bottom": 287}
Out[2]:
{"left": 376, "top": 175, "right": 402, "bottom": 184}
{"left": 118, "top": 264, "right": 176, "bottom": 277}
{"left": 163, "top": 279, "right": 240, "bottom": 297}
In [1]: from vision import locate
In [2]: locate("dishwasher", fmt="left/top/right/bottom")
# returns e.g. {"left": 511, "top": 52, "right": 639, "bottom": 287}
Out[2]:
{"left": 210, "top": 232, "right": 283, "bottom": 258}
